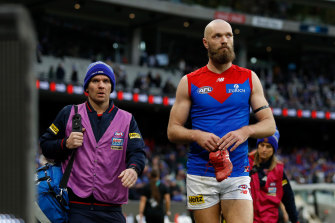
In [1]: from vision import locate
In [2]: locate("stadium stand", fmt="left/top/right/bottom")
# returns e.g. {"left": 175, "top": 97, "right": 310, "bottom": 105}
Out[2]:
{"left": 30, "top": 0, "right": 335, "bottom": 111}
{"left": 36, "top": 55, "right": 181, "bottom": 95}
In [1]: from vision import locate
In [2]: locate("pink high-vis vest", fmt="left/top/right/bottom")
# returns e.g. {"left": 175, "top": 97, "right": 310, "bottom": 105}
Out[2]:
{"left": 250, "top": 158, "right": 284, "bottom": 223}
{"left": 63, "top": 103, "right": 132, "bottom": 204}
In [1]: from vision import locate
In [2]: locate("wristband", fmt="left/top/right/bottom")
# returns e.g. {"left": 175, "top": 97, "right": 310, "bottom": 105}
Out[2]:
{"left": 129, "top": 166, "right": 139, "bottom": 175}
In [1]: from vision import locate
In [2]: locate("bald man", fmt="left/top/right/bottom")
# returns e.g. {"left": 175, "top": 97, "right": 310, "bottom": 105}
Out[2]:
{"left": 167, "top": 19, "right": 276, "bottom": 223}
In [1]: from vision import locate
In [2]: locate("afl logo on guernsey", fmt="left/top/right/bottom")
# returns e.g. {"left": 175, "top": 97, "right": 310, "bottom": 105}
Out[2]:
{"left": 114, "top": 132, "right": 124, "bottom": 137}
{"left": 197, "top": 86, "right": 213, "bottom": 94}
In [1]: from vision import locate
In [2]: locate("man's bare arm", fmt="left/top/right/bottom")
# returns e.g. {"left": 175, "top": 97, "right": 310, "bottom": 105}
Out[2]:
{"left": 248, "top": 71, "right": 276, "bottom": 138}
{"left": 167, "top": 76, "right": 193, "bottom": 143}
{"left": 167, "top": 76, "right": 220, "bottom": 152}
{"left": 217, "top": 71, "right": 276, "bottom": 151}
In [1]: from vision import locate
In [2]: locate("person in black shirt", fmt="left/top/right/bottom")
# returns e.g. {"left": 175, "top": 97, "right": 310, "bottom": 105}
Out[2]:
{"left": 138, "top": 169, "right": 171, "bottom": 223}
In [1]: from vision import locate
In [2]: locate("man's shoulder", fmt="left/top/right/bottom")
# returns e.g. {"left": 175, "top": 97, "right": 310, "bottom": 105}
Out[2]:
{"left": 59, "top": 104, "right": 73, "bottom": 114}
{"left": 187, "top": 65, "right": 207, "bottom": 78}
{"left": 114, "top": 107, "right": 133, "bottom": 120}
{"left": 48, "top": 104, "right": 73, "bottom": 129}
{"left": 232, "top": 64, "right": 252, "bottom": 73}
{"left": 115, "top": 106, "right": 129, "bottom": 114}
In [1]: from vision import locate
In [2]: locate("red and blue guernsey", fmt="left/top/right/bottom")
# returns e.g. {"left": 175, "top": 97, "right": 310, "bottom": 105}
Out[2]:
{"left": 187, "top": 64, "right": 253, "bottom": 178}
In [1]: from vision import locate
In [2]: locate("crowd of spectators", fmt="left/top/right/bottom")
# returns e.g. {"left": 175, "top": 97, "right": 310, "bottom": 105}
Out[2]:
{"left": 253, "top": 57, "right": 335, "bottom": 111}
{"left": 128, "top": 140, "right": 188, "bottom": 202}
{"left": 111, "top": 63, "right": 177, "bottom": 96}
{"left": 127, "top": 142, "right": 335, "bottom": 202}
{"left": 41, "top": 55, "right": 335, "bottom": 110}
{"left": 50, "top": 58, "right": 335, "bottom": 110}
{"left": 278, "top": 147, "right": 335, "bottom": 185}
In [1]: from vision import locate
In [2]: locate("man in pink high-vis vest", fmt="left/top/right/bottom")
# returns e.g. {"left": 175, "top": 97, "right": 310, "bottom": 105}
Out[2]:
{"left": 40, "top": 61, "right": 146, "bottom": 223}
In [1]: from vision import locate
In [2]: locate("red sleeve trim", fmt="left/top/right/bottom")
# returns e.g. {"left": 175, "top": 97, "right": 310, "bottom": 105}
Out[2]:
{"left": 86, "top": 101, "right": 92, "bottom": 112}
{"left": 249, "top": 70, "right": 253, "bottom": 93}
{"left": 187, "top": 75, "right": 191, "bottom": 97}
{"left": 108, "top": 104, "right": 115, "bottom": 113}
{"left": 61, "top": 138, "right": 64, "bottom": 150}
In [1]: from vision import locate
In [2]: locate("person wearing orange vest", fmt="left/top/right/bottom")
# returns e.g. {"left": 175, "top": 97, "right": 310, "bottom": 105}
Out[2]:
{"left": 249, "top": 130, "right": 299, "bottom": 223}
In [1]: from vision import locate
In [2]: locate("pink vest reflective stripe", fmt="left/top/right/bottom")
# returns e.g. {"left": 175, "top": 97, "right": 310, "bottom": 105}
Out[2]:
{"left": 63, "top": 103, "right": 132, "bottom": 204}
{"left": 250, "top": 159, "right": 284, "bottom": 223}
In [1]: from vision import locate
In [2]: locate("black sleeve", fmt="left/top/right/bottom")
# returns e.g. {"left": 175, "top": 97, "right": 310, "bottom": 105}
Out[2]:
{"left": 281, "top": 171, "right": 299, "bottom": 223}
{"left": 126, "top": 116, "right": 146, "bottom": 176}
{"left": 39, "top": 105, "right": 73, "bottom": 160}
{"left": 161, "top": 183, "right": 170, "bottom": 195}
{"left": 141, "top": 184, "right": 151, "bottom": 198}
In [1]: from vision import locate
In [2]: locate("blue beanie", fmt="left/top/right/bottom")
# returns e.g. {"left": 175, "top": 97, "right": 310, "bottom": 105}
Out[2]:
{"left": 257, "top": 129, "right": 280, "bottom": 153}
{"left": 83, "top": 61, "right": 116, "bottom": 92}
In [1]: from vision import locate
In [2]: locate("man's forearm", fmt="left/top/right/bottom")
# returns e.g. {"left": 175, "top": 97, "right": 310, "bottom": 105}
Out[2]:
{"left": 167, "top": 125, "right": 199, "bottom": 144}
{"left": 247, "top": 117, "right": 276, "bottom": 139}
{"left": 40, "top": 136, "right": 70, "bottom": 160}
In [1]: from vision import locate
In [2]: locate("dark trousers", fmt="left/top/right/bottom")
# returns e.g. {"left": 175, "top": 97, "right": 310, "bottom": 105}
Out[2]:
{"left": 69, "top": 203, "right": 126, "bottom": 223}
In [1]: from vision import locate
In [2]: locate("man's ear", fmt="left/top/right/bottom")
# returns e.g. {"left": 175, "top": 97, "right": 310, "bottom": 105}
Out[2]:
{"left": 203, "top": 37, "right": 208, "bottom": 49}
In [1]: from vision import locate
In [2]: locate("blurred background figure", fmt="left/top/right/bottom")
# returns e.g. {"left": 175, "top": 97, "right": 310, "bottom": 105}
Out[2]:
{"left": 71, "top": 63, "right": 78, "bottom": 83}
{"left": 55, "top": 62, "right": 65, "bottom": 82}
{"left": 138, "top": 169, "right": 171, "bottom": 223}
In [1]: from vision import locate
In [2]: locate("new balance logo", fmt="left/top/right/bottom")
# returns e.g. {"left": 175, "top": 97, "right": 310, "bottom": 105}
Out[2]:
{"left": 216, "top": 77, "right": 225, "bottom": 82}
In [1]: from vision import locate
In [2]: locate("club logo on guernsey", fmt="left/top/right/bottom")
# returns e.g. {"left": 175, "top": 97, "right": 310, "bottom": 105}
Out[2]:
{"left": 188, "top": 195, "right": 205, "bottom": 205}
{"left": 227, "top": 84, "right": 246, "bottom": 93}
{"left": 268, "top": 186, "right": 277, "bottom": 195}
{"left": 197, "top": 86, "right": 213, "bottom": 94}
{"left": 111, "top": 138, "right": 124, "bottom": 150}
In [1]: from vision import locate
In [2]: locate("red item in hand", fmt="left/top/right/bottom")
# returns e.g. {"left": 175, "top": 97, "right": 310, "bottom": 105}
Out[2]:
{"left": 209, "top": 150, "right": 233, "bottom": 182}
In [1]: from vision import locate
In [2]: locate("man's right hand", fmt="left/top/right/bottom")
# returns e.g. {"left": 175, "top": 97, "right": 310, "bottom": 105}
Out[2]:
{"left": 66, "top": 128, "right": 85, "bottom": 149}
{"left": 193, "top": 130, "right": 220, "bottom": 152}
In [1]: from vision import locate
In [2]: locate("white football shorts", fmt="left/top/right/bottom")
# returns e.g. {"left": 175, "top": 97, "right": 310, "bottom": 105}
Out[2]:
{"left": 186, "top": 174, "right": 252, "bottom": 210}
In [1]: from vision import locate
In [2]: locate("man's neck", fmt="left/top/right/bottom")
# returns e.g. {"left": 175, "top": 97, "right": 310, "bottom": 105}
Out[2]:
{"left": 88, "top": 98, "right": 109, "bottom": 114}
{"left": 207, "top": 60, "right": 232, "bottom": 74}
